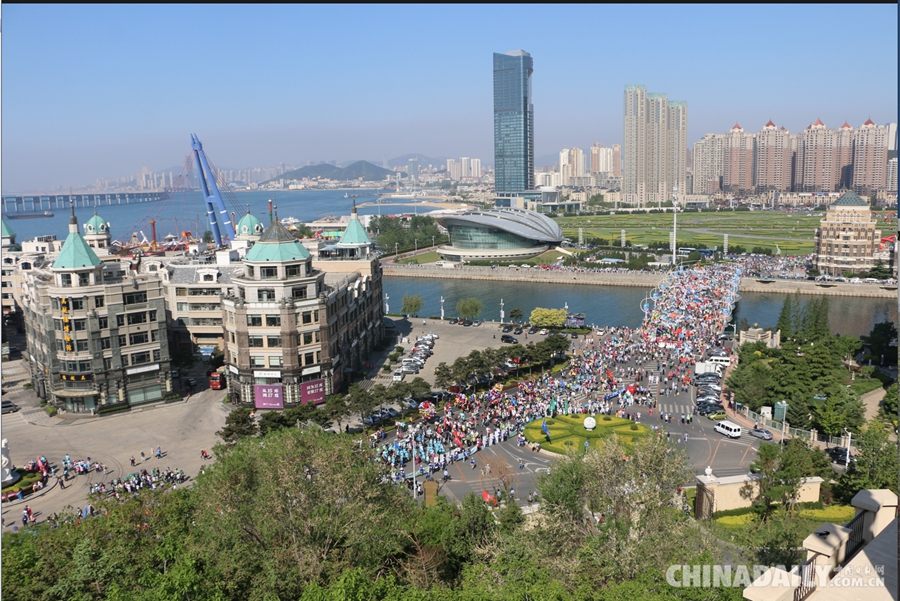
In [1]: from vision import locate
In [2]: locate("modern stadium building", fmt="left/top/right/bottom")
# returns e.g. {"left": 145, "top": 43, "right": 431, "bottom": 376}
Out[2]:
{"left": 437, "top": 208, "right": 564, "bottom": 262}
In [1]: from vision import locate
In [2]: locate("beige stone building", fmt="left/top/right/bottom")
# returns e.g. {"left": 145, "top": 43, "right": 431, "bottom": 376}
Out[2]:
{"left": 813, "top": 191, "right": 881, "bottom": 276}
{"left": 852, "top": 119, "right": 890, "bottom": 195}
{"left": 723, "top": 124, "right": 756, "bottom": 194}
{"left": 754, "top": 121, "right": 795, "bottom": 192}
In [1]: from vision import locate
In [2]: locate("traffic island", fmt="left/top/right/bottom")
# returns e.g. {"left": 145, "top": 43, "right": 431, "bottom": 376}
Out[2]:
{"left": 523, "top": 414, "right": 650, "bottom": 454}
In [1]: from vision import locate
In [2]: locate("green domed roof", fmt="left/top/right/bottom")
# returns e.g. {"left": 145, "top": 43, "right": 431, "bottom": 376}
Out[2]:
{"left": 244, "top": 219, "right": 310, "bottom": 262}
{"left": 1, "top": 219, "right": 15, "bottom": 238}
{"left": 52, "top": 232, "right": 102, "bottom": 269}
{"left": 236, "top": 211, "right": 264, "bottom": 237}
{"left": 84, "top": 213, "right": 109, "bottom": 235}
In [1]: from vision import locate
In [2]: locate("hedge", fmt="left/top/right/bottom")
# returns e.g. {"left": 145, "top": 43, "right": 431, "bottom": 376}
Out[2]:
{"left": 98, "top": 404, "right": 130, "bottom": 415}
{"left": 1, "top": 469, "right": 44, "bottom": 498}
{"left": 44, "top": 406, "right": 57, "bottom": 417}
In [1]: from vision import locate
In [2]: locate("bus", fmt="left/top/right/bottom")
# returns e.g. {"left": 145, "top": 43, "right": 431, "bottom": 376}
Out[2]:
{"left": 209, "top": 369, "right": 227, "bottom": 390}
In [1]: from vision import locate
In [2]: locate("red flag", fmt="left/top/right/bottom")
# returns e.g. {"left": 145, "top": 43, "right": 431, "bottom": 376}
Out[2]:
{"left": 606, "top": 368, "right": 615, "bottom": 381}
{"left": 482, "top": 489, "right": 491, "bottom": 503}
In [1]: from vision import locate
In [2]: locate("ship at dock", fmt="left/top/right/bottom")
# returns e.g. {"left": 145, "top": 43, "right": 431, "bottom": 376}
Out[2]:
{"left": 6, "top": 211, "right": 54, "bottom": 219}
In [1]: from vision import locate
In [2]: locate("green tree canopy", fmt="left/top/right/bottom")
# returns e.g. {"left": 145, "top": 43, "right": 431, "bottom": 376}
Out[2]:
{"left": 456, "top": 298, "right": 483, "bottom": 319}
{"left": 401, "top": 293, "right": 425, "bottom": 316}
{"left": 529, "top": 307, "right": 566, "bottom": 328}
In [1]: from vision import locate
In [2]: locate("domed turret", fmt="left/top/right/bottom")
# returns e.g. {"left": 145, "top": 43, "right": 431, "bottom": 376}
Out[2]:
{"left": 235, "top": 206, "right": 264, "bottom": 240}
{"left": 82, "top": 209, "right": 111, "bottom": 252}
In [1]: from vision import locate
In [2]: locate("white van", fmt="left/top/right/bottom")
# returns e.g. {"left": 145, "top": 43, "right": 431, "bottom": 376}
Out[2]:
{"left": 714, "top": 421, "right": 742, "bottom": 438}
{"left": 708, "top": 355, "right": 731, "bottom": 367}
{"left": 392, "top": 370, "right": 405, "bottom": 382}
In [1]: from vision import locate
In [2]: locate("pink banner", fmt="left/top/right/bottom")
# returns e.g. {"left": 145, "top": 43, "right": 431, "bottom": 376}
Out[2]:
{"left": 254, "top": 384, "right": 284, "bottom": 409}
{"left": 300, "top": 379, "right": 325, "bottom": 405}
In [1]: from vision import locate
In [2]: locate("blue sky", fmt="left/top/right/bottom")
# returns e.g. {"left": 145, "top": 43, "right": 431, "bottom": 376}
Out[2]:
{"left": 2, "top": 4, "right": 897, "bottom": 192}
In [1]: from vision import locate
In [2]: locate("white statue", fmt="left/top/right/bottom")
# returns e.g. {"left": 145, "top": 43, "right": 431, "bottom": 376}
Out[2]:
{"left": 1, "top": 438, "right": 12, "bottom": 484}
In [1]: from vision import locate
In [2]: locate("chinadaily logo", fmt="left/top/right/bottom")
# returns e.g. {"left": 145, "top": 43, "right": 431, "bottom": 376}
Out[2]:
{"left": 665, "top": 564, "right": 886, "bottom": 589}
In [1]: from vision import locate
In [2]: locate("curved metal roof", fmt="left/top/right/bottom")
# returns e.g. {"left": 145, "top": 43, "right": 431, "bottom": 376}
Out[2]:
{"left": 438, "top": 208, "right": 563, "bottom": 243}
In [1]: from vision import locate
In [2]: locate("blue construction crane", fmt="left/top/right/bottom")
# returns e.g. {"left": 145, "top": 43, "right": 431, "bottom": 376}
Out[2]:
{"left": 190, "top": 134, "right": 235, "bottom": 247}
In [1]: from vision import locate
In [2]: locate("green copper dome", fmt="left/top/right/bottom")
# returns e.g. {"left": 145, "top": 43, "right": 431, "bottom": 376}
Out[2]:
{"left": 1, "top": 219, "right": 15, "bottom": 238}
{"left": 52, "top": 232, "right": 102, "bottom": 269}
{"left": 236, "top": 211, "right": 264, "bottom": 237}
{"left": 244, "top": 219, "right": 310, "bottom": 262}
{"left": 337, "top": 204, "right": 373, "bottom": 247}
{"left": 84, "top": 213, "right": 109, "bottom": 235}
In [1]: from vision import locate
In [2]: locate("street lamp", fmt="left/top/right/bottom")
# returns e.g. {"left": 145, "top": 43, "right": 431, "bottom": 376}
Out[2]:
{"left": 500, "top": 298, "right": 504, "bottom": 323}
{"left": 843, "top": 428, "right": 852, "bottom": 467}
{"left": 414, "top": 239, "right": 418, "bottom": 253}
{"left": 394, "top": 242, "right": 398, "bottom": 257}
{"left": 384, "top": 293, "right": 390, "bottom": 315}
{"left": 432, "top": 235, "right": 435, "bottom": 248}
{"left": 440, "top": 296, "right": 445, "bottom": 321}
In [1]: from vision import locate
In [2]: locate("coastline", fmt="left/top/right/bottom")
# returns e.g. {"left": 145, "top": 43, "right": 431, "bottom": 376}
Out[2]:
{"left": 382, "top": 264, "right": 898, "bottom": 298}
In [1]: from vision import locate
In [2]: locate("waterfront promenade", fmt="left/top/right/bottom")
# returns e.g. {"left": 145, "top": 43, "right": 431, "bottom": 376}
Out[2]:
{"left": 383, "top": 263, "right": 898, "bottom": 298}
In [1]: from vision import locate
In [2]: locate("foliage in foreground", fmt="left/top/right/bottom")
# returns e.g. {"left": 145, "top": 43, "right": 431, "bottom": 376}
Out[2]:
{"left": 3, "top": 430, "right": 746, "bottom": 601}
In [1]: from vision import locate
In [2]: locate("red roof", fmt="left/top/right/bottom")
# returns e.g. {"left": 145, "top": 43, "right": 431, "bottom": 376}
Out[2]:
{"left": 765, "top": 120, "right": 776, "bottom": 128}
{"left": 813, "top": 118, "right": 824, "bottom": 126}
{"left": 863, "top": 118, "right": 875, "bottom": 126}
{"left": 840, "top": 122, "right": 852, "bottom": 129}
{"left": 731, "top": 123, "right": 742, "bottom": 131}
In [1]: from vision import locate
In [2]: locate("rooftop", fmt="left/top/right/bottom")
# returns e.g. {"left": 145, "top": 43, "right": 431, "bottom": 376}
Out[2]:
{"left": 830, "top": 190, "right": 869, "bottom": 207}
{"left": 52, "top": 231, "right": 102, "bottom": 269}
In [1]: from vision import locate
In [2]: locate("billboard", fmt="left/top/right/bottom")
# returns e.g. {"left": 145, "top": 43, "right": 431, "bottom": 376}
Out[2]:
{"left": 300, "top": 379, "right": 326, "bottom": 405}
{"left": 254, "top": 384, "right": 284, "bottom": 409}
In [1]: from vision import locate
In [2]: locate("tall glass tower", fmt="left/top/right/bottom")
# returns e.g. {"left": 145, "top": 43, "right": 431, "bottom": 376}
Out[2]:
{"left": 493, "top": 50, "right": 534, "bottom": 192}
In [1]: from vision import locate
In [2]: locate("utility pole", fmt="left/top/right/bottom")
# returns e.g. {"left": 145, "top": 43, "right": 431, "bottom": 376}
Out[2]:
{"left": 672, "top": 184, "right": 678, "bottom": 267}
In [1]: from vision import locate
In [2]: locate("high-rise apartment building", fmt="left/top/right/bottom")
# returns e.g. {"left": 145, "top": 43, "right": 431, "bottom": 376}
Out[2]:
{"left": 469, "top": 158, "right": 482, "bottom": 178}
{"left": 723, "top": 124, "right": 756, "bottom": 194}
{"left": 887, "top": 157, "right": 898, "bottom": 193}
{"left": 755, "top": 121, "right": 795, "bottom": 193}
{"left": 691, "top": 134, "right": 724, "bottom": 195}
{"left": 559, "top": 147, "right": 585, "bottom": 184}
{"left": 493, "top": 50, "right": 534, "bottom": 192}
{"left": 590, "top": 143, "right": 614, "bottom": 174}
{"left": 611, "top": 144, "right": 621, "bottom": 177}
{"left": 886, "top": 122, "right": 898, "bottom": 151}
{"left": 852, "top": 119, "right": 889, "bottom": 195}
{"left": 623, "top": 85, "right": 687, "bottom": 206}
{"left": 408, "top": 158, "right": 419, "bottom": 181}
{"left": 796, "top": 120, "right": 853, "bottom": 193}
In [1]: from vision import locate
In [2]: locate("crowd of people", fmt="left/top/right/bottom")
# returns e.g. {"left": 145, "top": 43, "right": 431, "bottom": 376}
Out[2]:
{"left": 374, "top": 264, "right": 742, "bottom": 493}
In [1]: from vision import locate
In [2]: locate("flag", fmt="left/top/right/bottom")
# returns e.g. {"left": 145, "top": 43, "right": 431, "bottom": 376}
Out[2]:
{"left": 541, "top": 418, "right": 551, "bottom": 442}
{"left": 482, "top": 490, "right": 497, "bottom": 505}
{"left": 606, "top": 368, "right": 614, "bottom": 381}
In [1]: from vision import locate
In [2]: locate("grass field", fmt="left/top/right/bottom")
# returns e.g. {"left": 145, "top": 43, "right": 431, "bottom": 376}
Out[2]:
{"left": 523, "top": 413, "right": 650, "bottom": 455}
{"left": 556, "top": 210, "right": 896, "bottom": 256}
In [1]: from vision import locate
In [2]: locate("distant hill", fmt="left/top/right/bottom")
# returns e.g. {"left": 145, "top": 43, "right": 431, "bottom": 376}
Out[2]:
{"left": 275, "top": 161, "right": 397, "bottom": 182}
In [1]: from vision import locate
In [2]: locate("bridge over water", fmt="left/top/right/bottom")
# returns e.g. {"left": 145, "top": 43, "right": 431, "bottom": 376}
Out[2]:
{"left": 3, "top": 192, "right": 164, "bottom": 213}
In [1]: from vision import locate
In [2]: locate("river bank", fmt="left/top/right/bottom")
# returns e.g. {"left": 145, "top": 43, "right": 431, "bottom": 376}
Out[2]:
{"left": 382, "top": 264, "right": 898, "bottom": 298}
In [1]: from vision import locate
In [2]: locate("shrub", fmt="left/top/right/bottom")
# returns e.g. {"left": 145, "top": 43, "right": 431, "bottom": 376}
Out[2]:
{"left": 23, "top": 383, "right": 33, "bottom": 389}
{"left": 388, "top": 353, "right": 400, "bottom": 362}
{"left": 395, "top": 346, "right": 405, "bottom": 354}
{"left": 39, "top": 399, "right": 47, "bottom": 406}
{"left": 629, "top": 423, "right": 639, "bottom": 430}
{"left": 97, "top": 404, "right": 130, "bottom": 415}
{"left": 382, "top": 365, "right": 391, "bottom": 372}
{"left": 44, "top": 406, "right": 57, "bottom": 417}
{"left": 223, "top": 396, "right": 231, "bottom": 404}
{"left": 712, "top": 507, "right": 755, "bottom": 519}
{"left": 602, "top": 415, "right": 612, "bottom": 421}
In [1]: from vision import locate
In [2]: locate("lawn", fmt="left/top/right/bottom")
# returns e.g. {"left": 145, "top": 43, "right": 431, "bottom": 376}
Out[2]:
{"left": 523, "top": 413, "right": 650, "bottom": 455}
{"left": 397, "top": 250, "right": 441, "bottom": 264}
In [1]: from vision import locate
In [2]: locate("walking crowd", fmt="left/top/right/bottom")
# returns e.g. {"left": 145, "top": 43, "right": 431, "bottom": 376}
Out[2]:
{"left": 374, "top": 263, "right": 742, "bottom": 492}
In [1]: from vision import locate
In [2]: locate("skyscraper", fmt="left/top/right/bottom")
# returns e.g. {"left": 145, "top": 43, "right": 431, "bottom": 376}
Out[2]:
{"left": 755, "top": 121, "right": 795, "bottom": 193}
{"left": 852, "top": 119, "right": 889, "bottom": 194}
{"left": 493, "top": 50, "right": 534, "bottom": 192}
{"left": 795, "top": 120, "right": 852, "bottom": 193}
{"left": 623, "top": 85, "right": 687, "bottom": 206}
{"left": 691, "top": 134, "right": 725, "bottom": 194}
{"left": 723, "top": 124, "right": 756, "bottom": 194}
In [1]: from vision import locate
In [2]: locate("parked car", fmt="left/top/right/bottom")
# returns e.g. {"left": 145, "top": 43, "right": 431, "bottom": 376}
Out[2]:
{"left": 697, "top": 405, "right": 721, "bottom": 416}
{"left": 393, "top": 370, "right": 405, "bottom": 382}
{"left": 539, "top": 329, "right": 549, "bottom": 335}
{"left": 1, "top": 400, "right": 20, "bottom": 414}
{"left": 706, "top": 411, "right": 728, "bottom": 420}
{"left": 571, "top": 332, "right": 578, "bottom": 339}
{"left": 382, "top": 407, "right": 401, "bottom": 419}
{"left": 462, "top": 319, "right": 473, "bottom": 327}
{"left": 514, "top": 327, "right": 523, "bottom": 335}
{"left": 825, "top": 447, "right": 857, "bottom": 465}
{"left": 401, "top": 364, "right": 419, "bottom": 374}
{"left": 500, "top": 335, "right": 518, "bottom": 344}
{"left": 748, "top": 428, "right": 773, "bottom": 440}
{"left": 502, "top": 325, "right": 513, "bottom": 333}
{"left": 473, "top": 320, "right": 482, "bottom": 327}
{"left": 449, "top": 317, "right": 459, "bottom": 325}
{"left": 527, "top": 327, "right": 538, "bottom": 335}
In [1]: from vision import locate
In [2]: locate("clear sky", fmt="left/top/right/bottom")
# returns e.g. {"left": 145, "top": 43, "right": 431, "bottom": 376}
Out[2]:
{"left": 2, "top": 4, "right": 897, "bottom": 192}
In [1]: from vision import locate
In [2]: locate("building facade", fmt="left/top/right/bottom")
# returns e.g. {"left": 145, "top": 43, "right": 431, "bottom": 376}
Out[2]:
{"left": 691, "top": 133, "right": 725, "bottom": 195}
{"left": 813, "top": 191, "right": 881, "bottom": 276}
{"left": 754, "top": 121, "right": 795, "bottom": 193}
{"left": 852, "top": 119, "right": 889, "bottom": 195}
{"left": 21, "top": 208, "right": 172, "bottom": 413}
{"left": 437, "top": 207, "right": 563, "bottom": 262}
{"left": 723, "top": 124, "right": 756, "bottom": 194}
{"left": 493, "top": 50, "right": 534, "bottom": 192}
{"left": 623, "top": 85, "right": 688, "bottom": 206}
{"left": 796, "top": 120, "right": 852, "bottom": 193}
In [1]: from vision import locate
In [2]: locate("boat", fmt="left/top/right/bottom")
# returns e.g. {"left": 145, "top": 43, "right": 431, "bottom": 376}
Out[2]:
{"left": 7, "top": 211, "right": 54, "bottom": 219}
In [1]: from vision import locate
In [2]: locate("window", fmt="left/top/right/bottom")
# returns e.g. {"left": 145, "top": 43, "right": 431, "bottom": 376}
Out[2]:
{"left": 302, "top": 311, "right": 312, "bottom": 325}
{"left": 54, "top": 319, "right": 63, "bottom": 331}
{"left": 70, "top": 298, "right": 84, "bottom": 310}
{"left": 230, "top": 332, "right": 236, "bottom": 343}
{"left": 77, "top": 340, "right": 89, "bottom": 352}
{"left": 269, "top": 355, "right": 283, "bottom": 368}
{"left": 103, "top": 358, "right": 112, "bottom": 370}
{"left": 292, "top": 286, "right": 307, "bottom": 299}
{"left": 258, "top": 288, "right": 275, "bottom": 302}
{"left": 203, "top": 274, "right": 214, "bottom": 282}
{"left": 116, "top": 315, "right": 125, "bottom": 327}
{"left": 98, "top": 316, "right": 108, "bottom": 329}
{"left": 286, "top": 265, "right": 301, "bottom": 277}
{"left": 131, "top": 352, "right": 151, "bottom": 365}
{"left": 267, "top": 335, "right": 281, "bottom": 348}
{"left": 101, "top": 338, "right": 111, "bottom": 350}
{"left": 153, "top": 350, "right": 161, "bottom": 362}
{"left": 149, "top": 310, "right": 157, "bottom": 322}
{"left": 52, "top": 298, "right": 61, "bottom": 310}
{"left": 303, "top": 332, "right": 313, "bottom": 345}
{"left": 248, "top": 314, "right": 262, "bottom": 327}
{"left": 56, "top": 340, "right": 66, "bottom": 352}
{"left": 176, "top": 288, "right": 187, "bottom": 296}
{"left": 266, "top": 315, "right": 281, "bottom": 327}
{"left": 129, "top": 332, "right": 149, "bottom": 345}
{"left": 78, "top": 273, "right": 91, "bottom": 286}
{"left": 127, "top": 312, "right": 147, "bottom": 325}
{"left": 248, "top": 336, "right": 264, "bottom": 348}
{"left": 118, "top": 335, "right": 127, "bottom": 347}
{"left": 177, "top": 302, "right": 189, "bottom": 312}
{"left": 304, "top": 352, "right": 314, "bottom": 365}
{"left": 121, "top": 354, "right": 129, "bottom": 366}
{"left": 73, "top": 319, "right": 87, "bottom": 331}
{"left": 247, "top": 266, "right": 254, "bottom": 277}
{"left": 250, "top": 356, "right": 266, "bottom": 367}
{"left": 124, "top": 291, "right": 147, "bottom": 305}
{"left": 260, "top": 266, "right": 278, "bottom": 279}
{"left": 151, "top": 330, "right": 159, "bottom": 342}
{"left": 228, "top": 312, "right": 234, "bottom": 324}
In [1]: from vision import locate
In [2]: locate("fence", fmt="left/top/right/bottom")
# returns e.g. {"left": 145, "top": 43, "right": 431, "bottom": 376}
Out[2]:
{"left": 737, "top": 405, "right": 855, "bottom": 452}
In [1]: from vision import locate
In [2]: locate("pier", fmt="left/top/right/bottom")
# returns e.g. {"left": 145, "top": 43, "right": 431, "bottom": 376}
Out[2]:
{"left": 2, "top": 192, "right": 164, "bottom": 213}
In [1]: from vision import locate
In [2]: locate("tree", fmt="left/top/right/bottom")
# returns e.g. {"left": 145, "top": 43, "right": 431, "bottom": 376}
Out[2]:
{"left": 529, "top": 307, "right": 566, "bottom": 328}
{"left": 456, "top": 298, "right": 483, "bottom": 320}
{"left": 202, "top": 230, "right": 214, "bottom": 244}
{"left": 836, "top": 419, "right": 900, "bottom": 502}
{"left": 776, "top": 294, "right": 794, "bottom": 339}
{"left": 812, "top": 388, "right": 865, "bottom": 436}
{"left": 509, "top": 308, "right": 524, "bottom": 323}
{"left": 881, "top": 383, "right": 898, "bottom": 423}
{"left": 433, "top": 362, "right": 454, "bottom": 390}
{"left": 401, "top": 294, "right": 425, "bottom": 316}
{"left": 170, "top": 348, "right": 196, "bottom": 370}
{"left": 217, "top": 407, "right": 258, "bottom": 444}
{"left": 346, "top": 384, "right": 375, "bottom": 421}
{"left": 745, "top": 443, "right": 787, "bottom": 522}
{"left": 862, "top": 321, "right": 898, "bottom": 364}
{"left": 868, "top": 260, "right": 892, "bottom": 280}
{"left": 258, "top": 410, "right": 291, "bottom": 436}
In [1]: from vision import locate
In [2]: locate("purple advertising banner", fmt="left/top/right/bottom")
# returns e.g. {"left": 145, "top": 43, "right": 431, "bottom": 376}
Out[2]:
{"left": 254, "top": 384, "right": 284, "bottom": 409}
{"left": 300, "top": 379, "right": 326, "bottom": 405}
